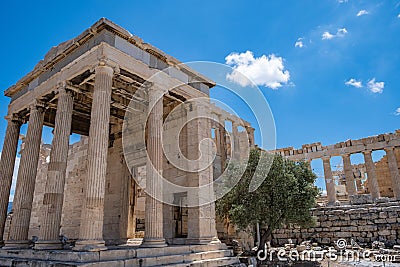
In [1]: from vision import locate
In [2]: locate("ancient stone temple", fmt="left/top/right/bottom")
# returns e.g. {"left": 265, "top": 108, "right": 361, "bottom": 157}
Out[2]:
{"left": 0, "top": 18, "right": 253, "bottom": 266}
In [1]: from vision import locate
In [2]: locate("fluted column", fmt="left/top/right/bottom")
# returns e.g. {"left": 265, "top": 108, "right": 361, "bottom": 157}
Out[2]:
{"left": 217, "top": 115, "right": 227, "bottom": 171}
{"left": 74, "top": 63, "right": 114, "bottom": 252}
{"left": 141, "top": 87, "right": 167, "bottom": 248}
{"left": 232, "top": 121, "right": 240, "bottom": 160}
{"left": 342, "top": 154, "right": 356, "bottom": 196}
{"left": 3, "top": 102, "right": 45, "bottom": 249}
{"left": 214, "top": 126, "right": 221, "bottom": 156}
{"left": 35, "top": 84, "right": 73, "bottom": 250}
{"left": 322, "top": 156, "right": 337, "bottom": 205}
{"left": 0, "top": 115, "right": 22, "bottom": 246}
{"left": 384, "top": 147, "right": 400, "bottom": 200}
{"left": 363, "top": 150, "right": 380, "bottom": 200}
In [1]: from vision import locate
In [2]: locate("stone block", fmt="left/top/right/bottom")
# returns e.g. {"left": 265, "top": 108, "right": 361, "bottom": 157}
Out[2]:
{"left": 378, "top": 230, "right": 391, "bottom": 236}
{"left": 335, "top": 231, "right": 352, "bottom": 238}
{"left": 349, "top": 194, "right": 373, "bottom": 205}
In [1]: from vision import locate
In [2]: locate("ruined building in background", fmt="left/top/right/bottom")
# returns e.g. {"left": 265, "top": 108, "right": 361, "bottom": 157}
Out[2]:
{"left": 273, "top": 130, "right": 400, "bottom": 205}
{"left": 0, "top": 18, "right": 255, "bottom": 266}
{"left": 271, "top": 130, "right": 400, "bottom": 247}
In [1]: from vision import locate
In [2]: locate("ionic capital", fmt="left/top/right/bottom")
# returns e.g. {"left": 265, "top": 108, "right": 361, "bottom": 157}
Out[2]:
{"left": 56, "top": 81, "right": 74, "bottom": 97}
{"left": 29, "top": 99, "right": 46, "bottom": 112}
{"left": 92, "top": 57, "right": 120, "bottom": 75}
{"left": 5, "top": 113, "right": 24, "bottom": 125}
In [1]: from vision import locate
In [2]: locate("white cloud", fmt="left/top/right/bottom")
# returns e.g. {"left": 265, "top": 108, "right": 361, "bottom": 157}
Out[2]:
{"left": 295, "top": 38, "right": 304, "bottom": 48}
{"left": 398, "top": 14, "right": 400, "bottom": 18}
{"left": 345, "top": 78, "right": 363, "bottom": 88}
{"left": 337, "top": 28, "right": 348, "bottom": 35}
{"left": 322, "top": 31, "right": 334, "bottom": 40}
{"left": 322, "top": 28, "right": 348, "bottom": 40}
{"left": 395, "top": 107, "right": 400, "bottom": 116}
{"left": 225, "top": 51, "right": 290, "bottom": 89}
{"left": 338, "top": 0, "right": 348, "bottom": 3}
{"left": 357, "top": 10, "right": 369, "bottom": 17}
{"left": 367, "top": 78, "right": 384, "bottom": 93}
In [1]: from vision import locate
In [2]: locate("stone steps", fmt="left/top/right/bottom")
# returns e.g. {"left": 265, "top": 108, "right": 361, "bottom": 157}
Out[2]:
{"left": 162, "top": 256, "right": 245, "bottom": 267}
{"left": 0, "top": 244, "right": 242, "bottom": 267}
{"left": 121, "top": 249, "right": 233, "bottom": 266}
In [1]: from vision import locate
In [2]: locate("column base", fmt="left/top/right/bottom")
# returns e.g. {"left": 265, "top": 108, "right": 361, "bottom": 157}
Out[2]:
{"left": 140, "top": 238, "right": 167, "bottom": 248}
{"left": 73, "top": 240, "right": 107, "bottom": 252}
{"left": 2, "top": 240, "right": 31, "bottom": 249}
{"left": 34, "top": 240, "right": 63, "bottom": 250}
{"left": 210, "top": 237, "right": 222, "bottom": 244}
{"left": 186, "top": 236, "right": 221, "bottom": 245}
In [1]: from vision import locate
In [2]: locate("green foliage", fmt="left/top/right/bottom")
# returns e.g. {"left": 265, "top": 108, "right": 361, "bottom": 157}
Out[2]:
{"left": 216, "top": 148, "right": 319, "bottom": 240}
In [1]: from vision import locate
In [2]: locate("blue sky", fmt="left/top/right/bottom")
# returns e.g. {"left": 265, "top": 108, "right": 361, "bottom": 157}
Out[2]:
{"left": 1, "top": 0, "right": 399, "bottom": 196}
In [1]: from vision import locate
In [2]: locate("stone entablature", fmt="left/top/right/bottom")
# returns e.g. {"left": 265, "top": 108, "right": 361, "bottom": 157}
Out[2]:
{"left": 274, "top": 130, "right": 400, "bottom": 160}
{"left": 5, "top": 18, "right": 214, "bottom": 103}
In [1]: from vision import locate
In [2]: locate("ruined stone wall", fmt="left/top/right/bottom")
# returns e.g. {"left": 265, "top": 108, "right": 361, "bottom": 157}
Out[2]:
{"left": 103, "top": 120, "right": 133, "bottom": 244}
{"left": 28, "top": 144, "right": 51, "bottom": 239}
{"left": 59, "top": 137, "right": 88, "bottom": 240}
{"left": 271, "top": 201, "right": 400, "bottom": 247}
{"left": 162, "top": 103, "right": 189, "bottom": 241}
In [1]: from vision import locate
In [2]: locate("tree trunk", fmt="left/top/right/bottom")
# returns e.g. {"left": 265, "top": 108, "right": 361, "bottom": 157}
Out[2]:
{"left": 257, "top": 227, "right": 272, "bottom": 252}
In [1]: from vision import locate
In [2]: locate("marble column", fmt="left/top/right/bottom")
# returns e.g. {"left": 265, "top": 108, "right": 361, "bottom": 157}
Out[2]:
{"left": 74, "top": 63, "right": 114, "bottom": 252}
{"left": 0, "top": 115, "right": 22, "bottom": 246}
{"left": 213, "top": 125, "right": 222, "bottom": 178}
{"left": 214, "top": 126, "right": 221, "bottom": 156}
{"left": 186, "top": 100, "right": 219, "bottom": 245}
{"left": 363, "top": 150, "right": 380, "bottom": 200}
{"left": 342, "top": 154, "right": 357, "bottom": 196}
{"left": 217, "top": 115, "right": 227, "bottom": 171}
{"left": 322, "top": 156, "right": 337, "bottom": 205}
{"left": 232, "top": 121, "right": 240, "bottom": 160}
{"left": 384, "top": 147, "right": 400, "bottom": 200}
{"left": 141, "top": 87, "right": 167, "bottom": 248}
{"left": 3, "top": 102, "right": 45, "bottom": 249}
{"left": 246, "top": 126, "right": 255, "bottom": 148}
{"left": 35, "top": 85, "right": 73, "bottom": 250}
